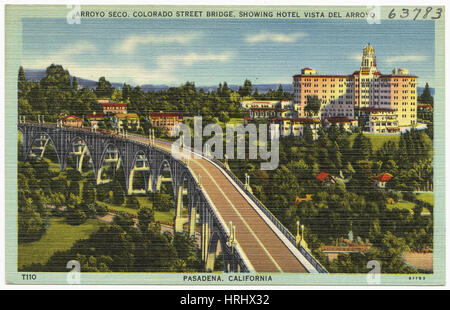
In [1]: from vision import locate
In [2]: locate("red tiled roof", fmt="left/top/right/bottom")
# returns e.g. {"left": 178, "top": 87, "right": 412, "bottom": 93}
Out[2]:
{"left": 418, "top": 104, "right": 433, "bottom": 110}
{"left": 293, "top": 70, "right": 416, "bottom": 79}
{"left": 316, "top": 172, "right": 331, "bottom": 182}
{"left": 375, "top": 173, "right": 393, "bottom": 182}
{"left": 149, "top": 112, "right": 183, "bottom": 118}
{"left": 294, "top": 74, "right": 353, "bottom": 78}
{"left": 59, "top": 115, "right": 82, "bottom": 121}
{"left": 87, "top": 113, "right": 105, "bottom": 119}
{"left": 385, "top": 74, "right": 417, "bottom": 78}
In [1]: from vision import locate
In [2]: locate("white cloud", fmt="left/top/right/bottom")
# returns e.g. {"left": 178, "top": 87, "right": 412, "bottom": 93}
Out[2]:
{"left": 115, "top": 33, "right": 202, "bottom": 54}
{"left": 23, "top": 41, "right": 97, "bottom": 70}
{"left": 157, "top": 52, "right": 235, "bottom": 67}
{"left": 245, "top": 31, "right": 307, "bottom": 44}
{"left": 386, "top": 55, "right": 428, "bottom": 63}
{"left": 23, "top": 44, "right": 234, "bottom": 85}
{"left": 349, "top": 53, "right": 362, "bottom": 62}
{"left": 68, "top": 63, "right": 174, "bottom": 85}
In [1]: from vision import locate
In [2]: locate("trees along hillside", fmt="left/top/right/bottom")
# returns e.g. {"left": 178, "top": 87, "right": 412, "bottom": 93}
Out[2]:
{"left": 19, "top": 65, "right": 295, "bottom": 127}
{"left": 229, "top": 123, "right": 433, "bottom": 273}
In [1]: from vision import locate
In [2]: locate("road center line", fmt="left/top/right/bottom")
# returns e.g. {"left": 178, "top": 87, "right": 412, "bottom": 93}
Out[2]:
{"left": 190, "top": 159, "right": 283, "bottom": 273}
{"left": 133, "top": 136, "right": 283, "bottom": 272}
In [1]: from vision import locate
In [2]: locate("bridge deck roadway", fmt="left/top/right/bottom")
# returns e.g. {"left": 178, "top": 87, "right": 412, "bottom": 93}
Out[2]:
{"left": 129, "top": 135, "right": 307, "bottom": 273}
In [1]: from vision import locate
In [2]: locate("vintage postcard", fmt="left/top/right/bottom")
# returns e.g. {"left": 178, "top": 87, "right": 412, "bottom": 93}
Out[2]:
{"left": 4, "top": 5, "right": 445, "bottom": 286}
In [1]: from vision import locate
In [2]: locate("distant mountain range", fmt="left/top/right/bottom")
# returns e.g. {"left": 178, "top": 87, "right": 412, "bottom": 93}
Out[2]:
{"left": 24, "top": 68, "right": 434, "bottom": 95}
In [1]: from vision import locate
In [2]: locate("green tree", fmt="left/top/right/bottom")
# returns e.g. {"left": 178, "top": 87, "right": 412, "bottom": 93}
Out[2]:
{"left": 352, "top": 132, "right": 372, "bottom": 161}
{"left": 18, "top": 190, "right": 46, "bottom": 244}
{"left": 305, "top": 95, "right": 321, "bottom": 116}
{"left": 40, "top": 64, "right": 71, "bottom": 90}
{"left": 218, "top": 111, "right": 230, "bottom": 123}
{"left": 138, "top": 206, "right": 154, "bottom": 233}
{"left": 238, "top": 79, "right": 253, "bottom": 97}
{"left": 72, "top": 76, "right": 79, "bottom": 91}
{"left": 111, "top": 181, "right": 125, "bottom": 205}
{"left": 125, "top": 196, "right": 140, "bottom": 209}
{"left": 418, "top": 83, "right": 433, "bottom": 106}
{"left": 95, "top": 77, "right": 114, "bottom": 99}
{"left": 18, "top": 66, "right": 27, "bottom": 97}
{"left": 82, "top": 180, "right": 96, "bottom": 204}
{"left": 303, "top": 124, "right": 314, "bottom": 143}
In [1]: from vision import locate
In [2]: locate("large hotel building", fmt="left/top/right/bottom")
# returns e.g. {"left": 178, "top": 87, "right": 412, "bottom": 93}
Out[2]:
{"left": 293, "top": 44, "right": 418, "bottom": 133}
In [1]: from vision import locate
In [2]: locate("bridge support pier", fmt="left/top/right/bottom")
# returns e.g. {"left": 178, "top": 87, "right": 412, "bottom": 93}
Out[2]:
{"left": 74, "top": 144, "right": 87, "bottom": 173}
{"left": 17, "top": 123, "right": 259, "bottom": 274}
{"left": 201, "top": 221, "right": 210, "bottom": 263}
{"left": 188, "top": 204, "right": 197, "bottom": 237}
{"left": 36, "top": 135, "right": 49, "bottom": 158}
{"left": 127, "top": 168, "right": 136, "bottom": 195}
{"left": 155, "top": 175, "right": 172, "bottom": 192}
{"left": 174, "top": 185, "right": 189, "bottom": 233}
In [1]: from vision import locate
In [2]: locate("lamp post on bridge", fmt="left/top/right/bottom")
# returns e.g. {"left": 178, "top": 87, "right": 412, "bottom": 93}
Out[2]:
{"left": 301, "top": 224, "right": 305, "bottom": 244}
{"left": 224, "top": 153, "right": 230, "bottom": 170}
{"left": 244, "top": 173, "right": 252, "bottom": 193}
{"left": 296, "top": 221, "right": 309, "bottom": 250}
{"left": 149, "top": 129, "right": 153, "bottom": 146}
{"left": 148, "top": 128, "right": 155, "bottom": 146}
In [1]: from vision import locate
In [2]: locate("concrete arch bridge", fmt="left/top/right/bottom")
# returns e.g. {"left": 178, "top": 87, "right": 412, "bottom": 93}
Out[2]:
{"left": 18, "top": 122, "right": 327, "bottom": 273}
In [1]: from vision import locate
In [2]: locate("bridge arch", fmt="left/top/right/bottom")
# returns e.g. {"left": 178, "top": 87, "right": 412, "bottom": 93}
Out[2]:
{"left": 127, "top": 149, "right": 152, "bottom": 195}
{"left": 188, "top": 191, "right": 203, "bottom": 237}
{"left": 64, "top": 135, "right": 96, "bottom": 176}
{"left": 23, "top": 131, "right": 61, "bottom": 165}
{"left": 205, "top": 230, "right": 226, "bottom": 272}
{"left": 174, "top": 170, "right": 197, "bottom": 233}
{"left": 155, "top": 158, "right": 177, "bottom": 197}
{"left": 17, "top": 123, "right": 330, "bottom": 273}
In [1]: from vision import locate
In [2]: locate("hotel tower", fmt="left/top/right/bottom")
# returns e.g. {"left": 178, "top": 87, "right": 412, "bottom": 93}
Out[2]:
{"left": 293, "top": 44, "right": 418, "bottom": 133}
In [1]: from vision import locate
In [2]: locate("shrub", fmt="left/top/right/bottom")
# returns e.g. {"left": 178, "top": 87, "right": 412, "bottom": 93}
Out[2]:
{"left": 66, "top": 206, "right": 87, "bottom": 225}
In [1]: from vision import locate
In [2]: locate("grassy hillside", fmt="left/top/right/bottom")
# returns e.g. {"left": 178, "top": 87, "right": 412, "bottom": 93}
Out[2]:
{"left": 18, "top": 218, "right": 103, "bottom": 269}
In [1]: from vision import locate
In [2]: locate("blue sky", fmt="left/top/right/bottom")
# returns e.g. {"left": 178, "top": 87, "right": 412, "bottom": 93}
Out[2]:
{"left": 22, "top": 18, "right": 435, "bottom": 87}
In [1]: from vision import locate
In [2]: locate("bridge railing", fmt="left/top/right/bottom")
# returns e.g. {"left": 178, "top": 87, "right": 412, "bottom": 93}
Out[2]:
{"left": 122, "top": 133, "right": 252, "bottom": 272}
{"left": 211, "top": 159, "right": 328, "bottom": 273}
{"left": 161, "top": 140, "right": 327, "bottom": 273}
{"left": 20, "top": 124, "right": 322, "bottom": 273}
{"left": 146, "top": 137, "right": 328, "bottom": 273}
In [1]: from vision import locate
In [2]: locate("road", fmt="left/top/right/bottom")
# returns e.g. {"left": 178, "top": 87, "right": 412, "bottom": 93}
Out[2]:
{"left": 129, "top": 134, "right": 308, "bottom": 273}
